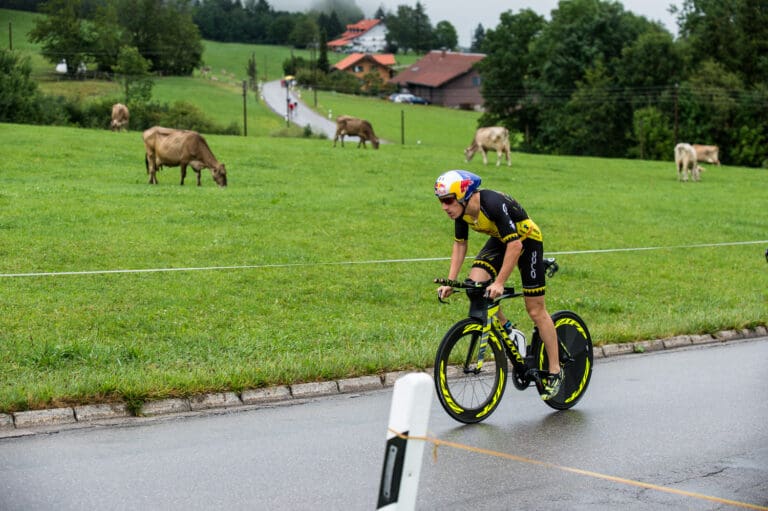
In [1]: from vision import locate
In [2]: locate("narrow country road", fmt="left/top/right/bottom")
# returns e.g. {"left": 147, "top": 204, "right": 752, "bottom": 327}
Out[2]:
{"left": 260, "top": 80, "right": 358, "bottom": 142}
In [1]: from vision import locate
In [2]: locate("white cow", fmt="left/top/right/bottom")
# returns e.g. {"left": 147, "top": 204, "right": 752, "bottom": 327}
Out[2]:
{"left": 692, "top": 144, "right": 720, "bottom": 165}
{"left": 464, "top": 127, "right": 512, "bottom": 166}
{"left": 674, "top": 143, "right": 704, "bottom": 182}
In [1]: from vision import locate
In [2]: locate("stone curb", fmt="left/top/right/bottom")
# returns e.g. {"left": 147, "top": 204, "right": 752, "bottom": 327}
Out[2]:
{"left": 2, "top": 327, "right": 765, "bottom": 432}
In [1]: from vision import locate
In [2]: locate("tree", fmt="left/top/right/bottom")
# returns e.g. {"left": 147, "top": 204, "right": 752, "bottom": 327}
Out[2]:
{"left": 289, "top": 15, "right": 318, "bottom": 49}
{"left": 615, "top": 29, "right": 681, "bottom": 89}
{"left": 475, "top": 9, "right": 545, "bottom": 145}
{"left": 0, "top": 49, "right": 40, "bottom": 122}
{"left": 28, "top": 0, "right": 94, "bottom": 78}
{"left": 246, "top": 52, "right": 258, "bottom": 90}
{"left": 90, "top": 1, "right": 125, "bottom": 73}
{"left": 112, "top": 46, "right": 153, "bottom": 105}
{"left": 194, "top": 0, "right": 240, "bottom": 42}
{"left": 412, "top": 2, "right": 433, "bottom": 53}
{"left": 677, "top": 60, "right": 742, "bottom": 148}
{"left": 151, "top": 0, "right": 203, "bottom": 75}
{"left": 629, "top": 107, "right": 674, "bottom": 161}
{"left": 105, "top": 0, "right": 202, "bottom": 75}
{"left": 268, "top": 13, "right": 296, "bottom": 45}
{"left": 434, "top": 21, "right": 458, "bottom": 51}
{"left": 385, "top": 3, "right": 434, "bottom": 54}
{"left": 521, "top": 0, "right": 659, "bottom": 153}
{"left": 528, "top": 0, "right": 650, "bottom": 92}
{"left": 317, "top": 10, "right": 344, "bottom": 39}
{"left": 560, "top": 60, "right": 626, "bottom": 157}
{"left": 470, "top": 24, "right": 485, "bottom": 52}
{"left": 317, "top": 29, "right": 330, "bottom": 74}
{"left": 676, "top": 0, "right": 768, "bottom": 86}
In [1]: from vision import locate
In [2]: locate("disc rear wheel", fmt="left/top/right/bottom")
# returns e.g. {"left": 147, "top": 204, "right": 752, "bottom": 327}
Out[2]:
{"left": 533, "top": 310, "right": 593, "bottom": 410}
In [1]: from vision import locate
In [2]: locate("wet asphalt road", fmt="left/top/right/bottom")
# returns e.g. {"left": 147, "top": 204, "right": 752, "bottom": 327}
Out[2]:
{"left": 0, "top": 338, "right": 766, "bottom": 510}
{"left": 260, "top": 80, "right": 345, "bottom": 140}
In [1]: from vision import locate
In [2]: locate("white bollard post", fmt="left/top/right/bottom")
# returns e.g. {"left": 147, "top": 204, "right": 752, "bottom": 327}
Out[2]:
{"left": 377, "top": 372, "right": 433, "bottom": 510}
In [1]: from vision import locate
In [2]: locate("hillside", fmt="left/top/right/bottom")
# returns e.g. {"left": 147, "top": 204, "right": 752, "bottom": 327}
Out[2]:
{"left": 1, "top": 8, "right": 436, "bottom": 139}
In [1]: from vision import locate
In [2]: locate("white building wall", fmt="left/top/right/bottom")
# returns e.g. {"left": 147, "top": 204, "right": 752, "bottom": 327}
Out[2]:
{"left": 350, "top": 24, "right": 388, "bottom": 53}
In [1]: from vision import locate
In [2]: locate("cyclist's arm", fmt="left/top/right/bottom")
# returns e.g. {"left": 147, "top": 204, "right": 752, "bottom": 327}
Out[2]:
{"left": 438, "top": 240, "right": 467, "bottom": 299}
{"left": 448, "top": 240, "right": 467, "bottom": 280}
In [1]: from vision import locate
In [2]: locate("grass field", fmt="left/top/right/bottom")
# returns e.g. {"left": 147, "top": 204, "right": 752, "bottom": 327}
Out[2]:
{"left": 1, "top": 122, "right": 766, "bottom": 413}
{"left": 1, "top": 8, "right": 766, "bottom": 414}
{"left": 1, "top": 8, "right": 427, "bottom": 139}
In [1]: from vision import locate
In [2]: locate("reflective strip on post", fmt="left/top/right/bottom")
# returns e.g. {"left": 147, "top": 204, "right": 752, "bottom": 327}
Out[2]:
{"left": 377, "top": 372, "right": 433, "bottom": 510}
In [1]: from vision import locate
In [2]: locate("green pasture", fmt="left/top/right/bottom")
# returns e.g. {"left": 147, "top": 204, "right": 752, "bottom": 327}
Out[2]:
{"left": 1, "top": 8, "right": 429, "bottom": 139}
{"left": 1, "top": 8, "right": 766, "bottom": 413}
{"left": 1, "top": 122, "right": 766, "bottom": 413}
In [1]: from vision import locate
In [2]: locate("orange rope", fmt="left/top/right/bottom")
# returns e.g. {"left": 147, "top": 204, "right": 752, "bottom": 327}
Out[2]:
{"left": 389, "top": 429, "right": 768, "bottom": 511}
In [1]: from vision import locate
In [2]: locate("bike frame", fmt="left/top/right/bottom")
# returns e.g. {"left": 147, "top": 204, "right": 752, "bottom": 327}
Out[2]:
{"left": 437, "top": 279, "right": 539, "bottom": 383}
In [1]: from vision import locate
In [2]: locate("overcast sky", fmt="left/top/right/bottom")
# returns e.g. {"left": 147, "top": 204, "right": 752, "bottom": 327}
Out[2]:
{"left": 272, "top": 1, "right": 680, "bottom": 48}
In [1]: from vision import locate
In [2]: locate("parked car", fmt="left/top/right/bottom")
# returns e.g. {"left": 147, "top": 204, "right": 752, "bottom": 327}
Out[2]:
{"left": 390, "top": 93, "right": 429, "bottom": 105}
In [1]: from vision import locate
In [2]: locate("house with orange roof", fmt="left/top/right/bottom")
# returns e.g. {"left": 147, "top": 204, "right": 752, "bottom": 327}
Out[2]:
{"left": 328, "top": 19, "right": 388, "bottom": 53}
{"left": 389, "top": 50, "right": 486, "bottom": 109}
{"left": 333, "top": 53, "right": 396, "bottom": 83}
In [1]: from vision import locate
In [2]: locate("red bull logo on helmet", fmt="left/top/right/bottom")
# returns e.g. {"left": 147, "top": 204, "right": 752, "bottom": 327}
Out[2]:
{"left": 434, "top": 170, "right": 481, "bottom": 202}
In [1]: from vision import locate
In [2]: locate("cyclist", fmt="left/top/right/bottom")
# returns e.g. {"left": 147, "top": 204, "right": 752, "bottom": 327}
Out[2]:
{"left": 434, "top": 170, "right": 562, "bottom": 400}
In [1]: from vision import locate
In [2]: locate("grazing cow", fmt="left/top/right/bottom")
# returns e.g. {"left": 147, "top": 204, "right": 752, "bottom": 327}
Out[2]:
{"left": 110, "top": 103, "right": 129, "bottom": 132}
{"left": 333, "top": 115, "right": 380, "bottom": 149}
{"left": 464, "top": 127, "right": 512, "bottom": 166}
{"left": 674, "top": 143, "right": 704, "bottom": 182}
{"left": 143, "top": 126, "right": 227, "bottom": 187}
{"left": 692, "top": 144, "right": 720, "bottom": 165}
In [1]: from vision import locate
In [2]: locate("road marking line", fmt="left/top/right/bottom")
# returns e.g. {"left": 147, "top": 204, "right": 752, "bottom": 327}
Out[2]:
{"left": 390, "top": 429, "right": 768, "bottom": 510}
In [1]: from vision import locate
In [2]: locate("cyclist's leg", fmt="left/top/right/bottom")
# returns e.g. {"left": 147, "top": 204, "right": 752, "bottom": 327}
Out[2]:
{"left": 524, "top": 295, "right": 559, "bottom": 374}
{"left": 468, "top": 238, "right": 504, "bottom": 318}
{"left": 469, "top": 237, "right": 501, "bottom": 284}
{"left": 518, "top": 239, "right": 560, "bottom": 375}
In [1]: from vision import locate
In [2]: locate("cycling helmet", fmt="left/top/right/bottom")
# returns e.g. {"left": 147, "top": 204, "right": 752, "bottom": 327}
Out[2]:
{"left": 434, "top": 170, "right": 481, "bottom": 204}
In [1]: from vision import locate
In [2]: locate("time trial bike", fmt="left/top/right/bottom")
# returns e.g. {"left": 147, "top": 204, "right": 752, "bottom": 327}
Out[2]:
{"left": 433, "top": 258, "right": 593, "bottom": 424}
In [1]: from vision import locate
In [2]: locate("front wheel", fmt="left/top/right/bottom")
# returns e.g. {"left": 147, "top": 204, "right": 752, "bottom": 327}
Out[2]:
{"left": 531, "top": 310, "right": 593, "bottom": 410}
{"left": 434, "top": 318, "right": 507, "bottom": 423}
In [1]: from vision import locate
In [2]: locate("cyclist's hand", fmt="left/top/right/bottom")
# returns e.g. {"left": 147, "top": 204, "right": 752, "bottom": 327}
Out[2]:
{"left": 437, "top": 286, "right": 454, "bottom": 300}
{"left": 485, "top": 281, "right": 504, "bottom": 299}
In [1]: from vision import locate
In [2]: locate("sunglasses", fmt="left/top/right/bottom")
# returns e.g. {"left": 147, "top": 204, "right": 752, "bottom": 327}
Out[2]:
{"left": 439, "top": 197, "right": 456, "bottom": 205}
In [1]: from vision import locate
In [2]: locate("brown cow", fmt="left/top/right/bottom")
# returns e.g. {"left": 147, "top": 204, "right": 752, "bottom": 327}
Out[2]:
{"left": 692, "top": 144, "right": 720, "bottom": 165}
{"left": 333, "top": 115, "right": 380, "bottom": 149}
{"left": 110, "top": 103, "right": 129, "bottom": 132}
{"left": 674, "top": 143, "right": 704, "bottom": 182}
{"left": 464, "top": 127, "right": 511, "bottom": 166}
{"left": 143, "top": 126, "right": 227, "bottom": 186}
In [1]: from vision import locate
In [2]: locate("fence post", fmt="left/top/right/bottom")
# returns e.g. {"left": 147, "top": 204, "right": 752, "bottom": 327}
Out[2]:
{"left": 377, "top": 372, "right": 433, "bottom": 510}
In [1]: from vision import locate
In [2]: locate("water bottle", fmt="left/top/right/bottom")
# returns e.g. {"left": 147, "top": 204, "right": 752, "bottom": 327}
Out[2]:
{"left": 503, "top": 321, "right": 527, "bottom": 358}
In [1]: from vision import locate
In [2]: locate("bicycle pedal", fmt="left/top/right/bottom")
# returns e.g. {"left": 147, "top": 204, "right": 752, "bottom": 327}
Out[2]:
{"left": 524, "top": 368, "right": 542, "bottom": 385}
